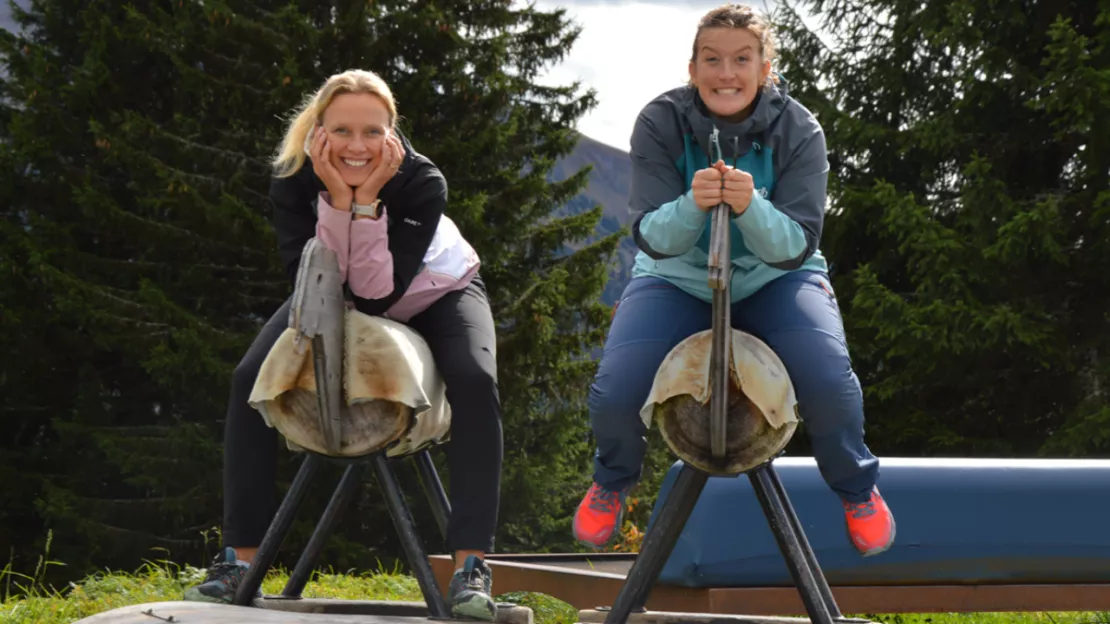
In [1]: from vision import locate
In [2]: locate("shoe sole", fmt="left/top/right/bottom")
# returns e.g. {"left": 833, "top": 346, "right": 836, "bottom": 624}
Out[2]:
{"left": 451, "top": 595, "right": 497, "bottom": 621}
{"left": 183, "top": 587, "right": 231, "bottom": 605}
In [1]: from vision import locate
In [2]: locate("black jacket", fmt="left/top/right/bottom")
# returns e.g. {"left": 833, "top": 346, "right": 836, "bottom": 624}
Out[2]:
{"left": 268, "top": 129, "right": 448, "bottom": 316}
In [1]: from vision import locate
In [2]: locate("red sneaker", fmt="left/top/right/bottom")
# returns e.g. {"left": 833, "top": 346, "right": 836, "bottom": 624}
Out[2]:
{"left": 843, "top": 487, "right": 896, "bottom": 557}
{"left": 573, "top": 482, "right": 626, "bottom": 549}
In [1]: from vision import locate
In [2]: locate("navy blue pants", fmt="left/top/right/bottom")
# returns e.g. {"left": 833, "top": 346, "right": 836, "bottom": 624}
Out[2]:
{"left": 588, "top": 271, "right": 878, "bottom": 503}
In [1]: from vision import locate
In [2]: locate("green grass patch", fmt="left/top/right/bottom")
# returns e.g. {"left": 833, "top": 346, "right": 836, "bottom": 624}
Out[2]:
{"left": 1, "top": 561, "right": 1107, "bottom": 624}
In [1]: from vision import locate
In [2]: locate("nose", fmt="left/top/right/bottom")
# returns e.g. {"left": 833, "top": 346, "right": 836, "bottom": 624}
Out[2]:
{"left": 348, "top": 135, "right": 367, "bottom": 153}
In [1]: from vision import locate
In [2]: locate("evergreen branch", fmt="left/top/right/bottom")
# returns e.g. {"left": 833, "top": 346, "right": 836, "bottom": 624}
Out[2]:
{"left": 94, "top": 312, "right": 172, "bottom": 333}
{"left": 79, "top": 520, "right": 197, "bottom": 547}
{"left": 43, "top": 264, "right": 241, "bottom": 339}
{"left": 72, "top": 255, "right": 268, "bottom": 274}
{"left": 155, "top": 131, "right": 273, "bottom": 173}
{"left": 40, "top": 265, "right": 145, "bottom": 310}
{"left": 97, "top": 202, "right": 268, "bottom": 258}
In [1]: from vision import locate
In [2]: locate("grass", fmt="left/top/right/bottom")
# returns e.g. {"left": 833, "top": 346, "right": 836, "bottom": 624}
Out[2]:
{"left": 0, "top": 558, "right": 1107, "bottom": 624}
{"left": 0, "top": 557, "right": 580, "bottom": 624}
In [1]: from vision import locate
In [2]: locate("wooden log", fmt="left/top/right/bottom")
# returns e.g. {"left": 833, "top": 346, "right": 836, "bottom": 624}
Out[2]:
{"left": 245, "top": 237, "right": 452, "bottom": 458}
{"left": 640, "top": 330, "right": 799, "bottom": 476}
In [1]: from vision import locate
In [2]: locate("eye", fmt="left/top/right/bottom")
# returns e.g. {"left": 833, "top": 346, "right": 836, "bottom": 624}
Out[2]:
{"left": 737, "top": 56, "right": 750, "bottom": 63}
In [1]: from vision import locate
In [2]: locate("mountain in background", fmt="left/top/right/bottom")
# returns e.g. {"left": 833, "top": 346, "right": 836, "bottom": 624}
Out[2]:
{"left": 550, "top": 134, "right": 636, "bottom": 306}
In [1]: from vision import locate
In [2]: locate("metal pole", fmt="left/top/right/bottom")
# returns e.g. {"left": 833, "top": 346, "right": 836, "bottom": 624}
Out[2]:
{"left": 281, "top": 462, "right": 364, "bottom": 598}
{"left": 412, "top": 449, "right": 451, "bottom": 541}
{"left": 709, "top": 281, "right": 730, "bottom": 464}
{"left": 603, "top": 463, "right": 710, "bottom": 624}
{"left": 372, "top": 452, "right": 451, "bottom": 619}
{"left": 707, "top": 127, "right": 731, "bottom": 465}
{"left": 749, "top": 465, "right": 834, "bottom": 624}
{"left": 234, "top": 452, "right": 324, "bottom": 606}
{"left": 763, "top": 463, "right": 846, "bottom": 619}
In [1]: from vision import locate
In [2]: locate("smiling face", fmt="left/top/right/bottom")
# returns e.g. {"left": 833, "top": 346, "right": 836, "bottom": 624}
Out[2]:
{"left": 688, "top": 26, "right": 772, "bottom": 123}
{"left": 318, "top": 92, "right": 393, "bottom": 188}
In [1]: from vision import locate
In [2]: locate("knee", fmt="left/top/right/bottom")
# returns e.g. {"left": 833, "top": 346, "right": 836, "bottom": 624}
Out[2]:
{"left": 445, "top": 365, "right": 500, "bottom": 417}
{"left": 790, "top": 356, "right": 864, "bottom": 436}
{"left": 588, "top": 366, "right": 651, "bottom": 439}
{"left": 451, "top": 366, "right": 498, "bottom": 396}
{"left": 771, "top": 334, "right": 863, "bottom": 430}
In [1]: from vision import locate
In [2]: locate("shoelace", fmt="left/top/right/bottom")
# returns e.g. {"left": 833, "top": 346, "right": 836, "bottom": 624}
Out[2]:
{"left": 205, "top": 561, "right": 244, "bottom": 584}
{"left": 845, "top": 498, "right": 877, "bottom": 519}
{"left": 587, "top": 486, "right": 621, "bottom": 514}
{"left": 464, "top": 565, "right": 488, "bottom": 591}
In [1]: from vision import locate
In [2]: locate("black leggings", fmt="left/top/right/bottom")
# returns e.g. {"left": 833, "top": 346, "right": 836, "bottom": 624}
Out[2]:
{"left": 221, "top": 276, "right": 502, "bottom": 553}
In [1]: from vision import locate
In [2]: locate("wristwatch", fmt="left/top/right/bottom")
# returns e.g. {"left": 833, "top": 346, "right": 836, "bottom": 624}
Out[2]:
{"left": 352, "top": 199, "right": 381, "bottom": 219}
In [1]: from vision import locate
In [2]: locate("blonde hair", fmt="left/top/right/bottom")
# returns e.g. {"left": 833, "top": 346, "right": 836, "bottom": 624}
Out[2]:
{"left": 272, "top": 69, "right": 398, "bottom": 178}
{"left": 689, "top": 3, "right": 779, "bottom": 90}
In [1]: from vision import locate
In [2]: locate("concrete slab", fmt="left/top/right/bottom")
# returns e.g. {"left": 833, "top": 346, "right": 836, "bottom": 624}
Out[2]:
{"left": 72, "top": 599, "right": 532, "bottom": 624}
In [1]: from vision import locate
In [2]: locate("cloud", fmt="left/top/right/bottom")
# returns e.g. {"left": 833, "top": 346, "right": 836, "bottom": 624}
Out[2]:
{"left": 0, "top": 0, "right": 29, "bottom": 35}
{"left": 530, "top": 1, "right": 700, "bottom": 151}
{"left": 530, "top": 0, "right": 779, "bottom": 151}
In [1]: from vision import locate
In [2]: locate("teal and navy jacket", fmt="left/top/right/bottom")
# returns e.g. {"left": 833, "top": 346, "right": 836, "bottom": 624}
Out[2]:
{"left": 628, "top": 74, "right": 830, "bottom": 304}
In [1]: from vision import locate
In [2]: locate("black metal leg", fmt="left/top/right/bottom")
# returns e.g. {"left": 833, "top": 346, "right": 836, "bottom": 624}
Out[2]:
{"left": 412, "top": 449, "right": 451, "bottom": 541}
{"left": 603, "top": 463, "right": 710, "bottom": 624}
{"left": 234, "top": 453, "right": 324, "bottom": 606}
{"left": 763, "top": 463, "right": 846, "bottom": 619}
{"left": 281, "top": 462, "right": 365, "bottom": 598}
{"left": 372, "top": 452, "right": 451, "bottom": 619}
{"left": 749, "top": 464, "right": 834, "bottom": 624}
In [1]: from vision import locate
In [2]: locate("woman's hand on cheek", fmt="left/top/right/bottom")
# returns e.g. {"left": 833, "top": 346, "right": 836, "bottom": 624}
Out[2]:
{"left": 310, "top": 128, "right": 353, "bottom": 210}
{"left": 355, "top": 134, "right": 404, "bottom": 204}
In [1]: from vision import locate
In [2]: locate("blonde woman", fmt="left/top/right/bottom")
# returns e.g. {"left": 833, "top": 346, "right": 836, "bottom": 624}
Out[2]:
{"left": 184, "top": 70, "right": 502, "bottom": 621}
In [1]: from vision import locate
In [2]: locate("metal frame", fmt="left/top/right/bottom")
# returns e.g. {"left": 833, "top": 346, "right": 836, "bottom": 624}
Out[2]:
{"left": 232, "top": 448, "right": 454, "bottom": 620}
{"left": 234, "top": 235, "right": 458, "bottom": 616}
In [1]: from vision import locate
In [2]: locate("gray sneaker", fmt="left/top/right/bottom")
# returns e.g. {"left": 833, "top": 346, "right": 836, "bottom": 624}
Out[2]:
{"left": 183, "top": 546, "right": 260, "bottom": 604}
{"left": 447, "top": 555, "right": 497, "bottom": 621}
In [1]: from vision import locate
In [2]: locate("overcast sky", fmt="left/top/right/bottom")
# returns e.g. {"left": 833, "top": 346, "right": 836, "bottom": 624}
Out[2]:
{"left": 530, "top": 0, "right": 782, "bottom": 151}
{"left": 1, "top": 0, "right": 790, "bottom": 151}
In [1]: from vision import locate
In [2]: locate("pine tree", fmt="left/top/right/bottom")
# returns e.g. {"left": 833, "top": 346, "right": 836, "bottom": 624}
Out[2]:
{"left": 770, "top": 0, "right": 1110, "bottom": 457}
{"left": 0, "top": 0, "right": 304, "bottom": 582}
{"left": 0, "top": 0, "right": 615, "bottom": 585}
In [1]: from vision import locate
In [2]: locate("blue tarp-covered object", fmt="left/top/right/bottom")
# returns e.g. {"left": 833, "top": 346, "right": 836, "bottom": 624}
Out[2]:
{"left": 649, "top": 457, "right": 1110, "bottom": 588}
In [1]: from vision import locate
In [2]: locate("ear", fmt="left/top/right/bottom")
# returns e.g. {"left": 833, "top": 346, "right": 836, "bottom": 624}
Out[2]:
{"left": 688, "top": 60, "right": 697, "bottom": 87}
{"left": 761, "top": 58, "right": 772, "bottom": 84}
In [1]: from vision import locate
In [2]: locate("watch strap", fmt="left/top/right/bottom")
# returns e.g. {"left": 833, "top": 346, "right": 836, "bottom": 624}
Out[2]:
{"left": 351, "top": 199, "right": 380, "bottom": 219}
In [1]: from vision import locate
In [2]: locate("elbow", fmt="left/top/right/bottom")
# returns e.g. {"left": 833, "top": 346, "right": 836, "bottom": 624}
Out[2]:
{"left": 765, "top": 253, "right": 809, "bottom": 271}
{"left": 352, "top": 282, "right": 395, "bottom": 300}
{"left": 763, "top": 239, "right": 816, "bottom": 271}
{"left": 632, "top": 216, "right": 685, "bottom": 260}
{"left": 349, "top": 269, "right": 396, "bottom": 300}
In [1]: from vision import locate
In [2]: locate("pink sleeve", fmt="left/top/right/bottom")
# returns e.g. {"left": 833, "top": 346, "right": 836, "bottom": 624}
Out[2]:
{"left": 347, "top": 205, "right": 395, "bottom": 299}
{"left": 315, "top": 192, "right": 352, "bottom": 283}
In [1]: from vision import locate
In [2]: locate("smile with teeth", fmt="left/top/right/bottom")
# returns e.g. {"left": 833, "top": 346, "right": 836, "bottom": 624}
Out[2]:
{"left": 714, "top": 88, "right": 740, "bottom": 96}
{"left": 342, "top": 158, "right": 369, "bottom": 168}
